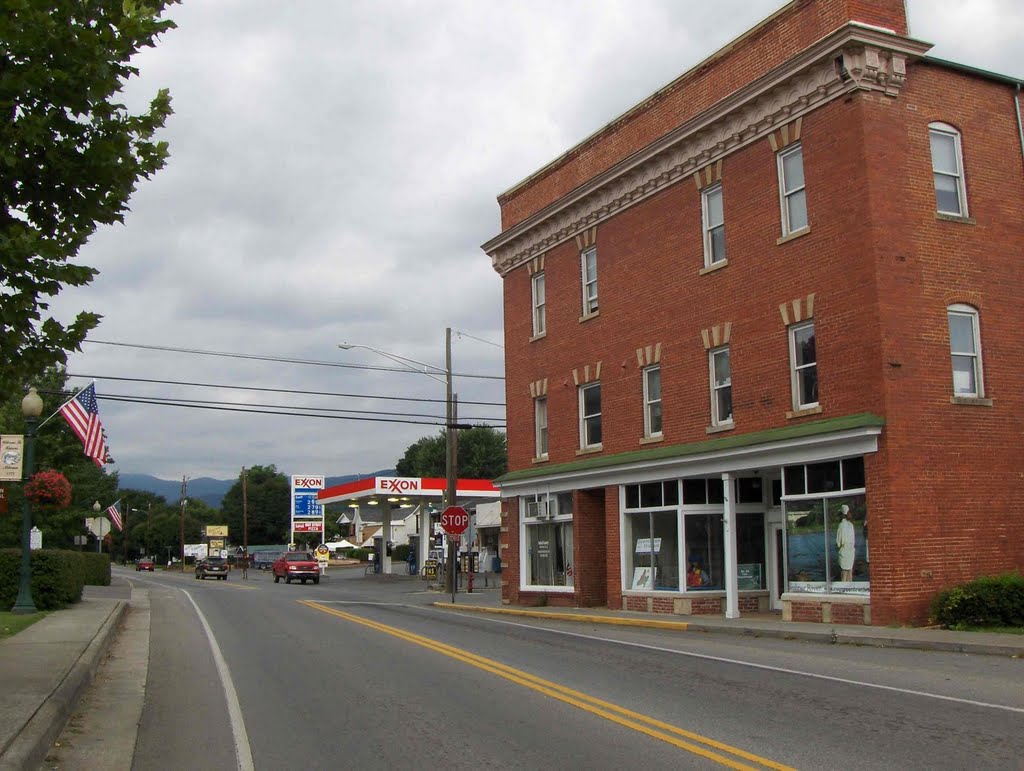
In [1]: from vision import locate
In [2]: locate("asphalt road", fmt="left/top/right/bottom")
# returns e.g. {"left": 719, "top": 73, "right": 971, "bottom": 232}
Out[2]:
{"left": 44, "top": 566, "right": 1024, "bottom": 770}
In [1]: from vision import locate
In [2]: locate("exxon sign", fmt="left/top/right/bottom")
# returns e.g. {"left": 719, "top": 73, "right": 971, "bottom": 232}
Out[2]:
{"left": 292, "top": 476, "right": 324, "bottom": 490}
{"left": 376, "top": 477, "right": 420, "bottom": 494}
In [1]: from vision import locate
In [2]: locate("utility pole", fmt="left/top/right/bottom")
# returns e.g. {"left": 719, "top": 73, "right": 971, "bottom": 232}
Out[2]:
{"left": 242, "top": 467, "right": 249, "bottom": 580}
{"left": 445, "top": 326, "right": 458, "bottom": 597}
{"left": 180, "top": 476, "right": 188, "bottom": 572}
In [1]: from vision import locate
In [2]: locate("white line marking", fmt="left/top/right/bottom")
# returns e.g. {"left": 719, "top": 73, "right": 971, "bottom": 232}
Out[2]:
{"left": 182, "top": 590, "right": 255, "bottom": 770}
{"left": 446, "top": 612, "right": 1024, "bottom": 715}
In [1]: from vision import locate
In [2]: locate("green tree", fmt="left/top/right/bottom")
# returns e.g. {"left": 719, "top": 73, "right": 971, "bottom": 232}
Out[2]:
{"left": 220, "top": 466, "right": 290, "bottom": 546}
{"left": 394, "top": 427, "right": 507, "bottom": 480}
{"left": 0, "top": 0, "right": 178, "bottom": 400}
{"left": 0, "top": 368, "right": 117, "bottom": 549}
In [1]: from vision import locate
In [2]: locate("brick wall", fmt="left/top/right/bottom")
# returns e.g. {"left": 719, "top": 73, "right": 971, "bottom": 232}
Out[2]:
{"left": 500, "top": 497, "right": 519, "bottom": 605}
{"left": 573, "top": 488, "right": 607, "bottom": 607}
{"left": 831, "top": 602, "right": 867, "bottom": 624}
{"left": 498, "top": 0, "right": 909, "bottom": 230}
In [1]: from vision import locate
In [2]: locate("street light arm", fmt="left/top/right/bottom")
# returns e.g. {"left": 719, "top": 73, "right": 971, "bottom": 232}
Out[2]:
{"left": 338, "top": 343, "right": 447, "bottom": 385}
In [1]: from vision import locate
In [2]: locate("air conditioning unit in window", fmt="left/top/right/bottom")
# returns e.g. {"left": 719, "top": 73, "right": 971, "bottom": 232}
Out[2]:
{"left": 526, "top": 500, "right": 549, "bottom": 518}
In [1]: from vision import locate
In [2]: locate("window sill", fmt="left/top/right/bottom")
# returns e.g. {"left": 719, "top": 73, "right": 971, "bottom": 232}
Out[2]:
{"left": 786, "top": 404, "right": 822, "bottom": 420}
{"left": 575, "top": 444, "right": 603, "bottom": 456}
{"left": 531, "top": 455, "right": 549, "bottom": 465}
{"left": 639, "top": 434, "right": 664, "bottom": 445}
{"left": 776, "top": 226, "right": 811, "bottom": 246}
{"left": 935, "top": 212, "right": 976, "bottom": 225}
{"left": 529, "top": 331, "right": 547, "bottom": 343}
{"left": 950, "top": 395, "right": 993, "bottom": 407}
{"left": 706, "top": 421, "right": 735, "bottom": 435}
{"left": 699, "top": 259, "right": 728, "bottom": 276}
{"left": 578, "top": 310, "right": 600, "bottom": 323}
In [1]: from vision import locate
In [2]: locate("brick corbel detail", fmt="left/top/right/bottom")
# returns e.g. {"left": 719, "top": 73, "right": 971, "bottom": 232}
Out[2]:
{"left": 526, "top": 255, "right": 545, "bottom": 276}
{"left": 574, "top": 227, "right": 598, "bottom": 251}
{"left": 692, "top": 159, "right": 723, "bottom": 190}
{"left": 528, "top": 379, "right": 549, "bottom": 399}
{"left": 767, "top": 117, "right": 803, "bottom": 151}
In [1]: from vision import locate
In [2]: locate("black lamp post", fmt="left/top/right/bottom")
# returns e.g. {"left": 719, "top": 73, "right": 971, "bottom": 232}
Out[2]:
{"left": 11, "top": 387, "right": 43, "bottom": 614}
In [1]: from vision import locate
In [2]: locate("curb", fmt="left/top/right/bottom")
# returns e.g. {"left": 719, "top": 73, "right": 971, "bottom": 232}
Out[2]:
{"left": 0, "top": 600, "right": 126, "bottom": 771}
{"left": 432, "top": 602, "right": 691, "bottom": 630}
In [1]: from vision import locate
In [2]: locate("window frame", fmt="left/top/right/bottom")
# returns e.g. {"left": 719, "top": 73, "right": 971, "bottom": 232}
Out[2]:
{"left": 929, "top": 123, "right": 968, "bottom": 217}
{"left": 643, "top": 365, "right": 663, "bottom": 438}
{"left": 531, "top": 272, "right": 546, "bottom": 337}
{"left": 709, "top": 345, "right": 733, "bottom": 427}
{"left": 534, "top": 396, "right": 549, "bottom": 459}
{"left": 578, "top": 381, "right": 602, "bottom": 449}
{"left": 701, "top": 183, "right": 726, "bottom": 267}
{"left": 788, "top": 320, "right": 818, "bottom": 411}
{"left": 777, "top": 143, "right": 808, "bottom": 236}
{"left": 947, "top": 304, "right": 984, "bottom": 398}
{"left": 580, "top": 246, "right": 598, "bottom": 317}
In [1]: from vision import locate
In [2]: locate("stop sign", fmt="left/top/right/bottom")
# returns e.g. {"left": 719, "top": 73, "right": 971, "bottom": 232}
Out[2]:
{"left": 440, "top": 505, "right": 469, "bottom": 536}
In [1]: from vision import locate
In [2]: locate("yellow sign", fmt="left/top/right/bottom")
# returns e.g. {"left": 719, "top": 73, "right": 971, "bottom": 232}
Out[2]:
{"left": 0, "top": 435, "right": 25, "bottom": 482}
{"left": 209, "top": 538, "right": 225, "bottom": 551}
{"left": 205, "top": 525, "right": 228, "bottom": 537}
{"left": 315, "top": 545, "right": 330, "bottom": 559}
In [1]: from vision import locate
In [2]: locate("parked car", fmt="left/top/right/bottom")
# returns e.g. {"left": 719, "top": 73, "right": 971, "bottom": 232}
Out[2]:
{"left": 272, "top": 552, "right": 320, "bottom": 585}
{"left": 136, "top": 558, "right": 155, "bottom": 572}
{"left": 195, "top": 557, "right": 228, "bottom": 580}
{"left": 252, "top": 552, "right": 281, "bottom": 570}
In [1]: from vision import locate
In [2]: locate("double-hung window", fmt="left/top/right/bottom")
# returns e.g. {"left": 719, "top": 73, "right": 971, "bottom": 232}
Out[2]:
{"left": 581, "top": 247, "right": 598, "bottom": 316}
{"left": 643, "top": 366, "right": 662, "bottom": 437}
{"left": 929, "top": 123, "right": 967, "bottom": 217}
{"left": 702, "top": 183, "right": 726, "bottom": 266}
{"left": 534, "top": 397, "right": 549, "bottom": 458}
{"left": 777, "top": 144, "right": 808, "bottom": 235}
{"left": 947, "top": 304, "right": 984, "bottom": 397}
{"left": 789, "top": 321, "right": 818, "bottom": 410}
{"left": 531, "top": 272, "right": 546, "bottom": 337}
{"left": 579, "top": 382, "right": 602, "bottom": 448}
{"left": 709, "top": 346, "right": 732, "bottom": 426}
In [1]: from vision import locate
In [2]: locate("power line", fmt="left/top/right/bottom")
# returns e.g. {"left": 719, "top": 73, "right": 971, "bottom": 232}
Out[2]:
{"left": 40, "top": 390, "right": 507, "bottom": 429}
{"left": 85, "top": 340, "right": 505, "bottom": 381}
{"left": 87, "top": 391, "right": 505, "bottom": 423}
{"left": 66, "top": 373, "right": 505, "bottom": 408}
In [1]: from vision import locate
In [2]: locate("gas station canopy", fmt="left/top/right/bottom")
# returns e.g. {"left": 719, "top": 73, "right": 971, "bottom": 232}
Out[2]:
{"left": 317, "top": 476, "right": 499, "bottom": 508}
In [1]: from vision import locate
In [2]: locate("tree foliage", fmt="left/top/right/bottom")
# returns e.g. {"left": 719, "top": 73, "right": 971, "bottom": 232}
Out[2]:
{"left": 394, "top": 426, "right": 507, "bottom": 480}
{"left": 220, "top": 465, "right": 290, "bottom": 546}
{"left": 0, "top": 0, "right": 179, "bottom": 400}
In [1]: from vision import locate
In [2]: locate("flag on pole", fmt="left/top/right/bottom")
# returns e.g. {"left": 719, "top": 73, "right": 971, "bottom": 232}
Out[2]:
{"left": 58, "top": 383, "right": 107, "bottom": 467}
{"left": 106, "top": 499, "right": 123, "bottom": 532}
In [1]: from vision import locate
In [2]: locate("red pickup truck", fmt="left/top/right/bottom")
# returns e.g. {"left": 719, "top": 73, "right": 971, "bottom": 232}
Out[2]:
{"left": 272, "top": 551, "right": 321, "bottom": 585}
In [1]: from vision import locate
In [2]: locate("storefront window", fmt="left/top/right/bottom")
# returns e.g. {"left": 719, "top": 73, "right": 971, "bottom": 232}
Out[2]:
{"left": 785, "top": 493, "right": 868, "bottom": 594}
{"left": 736, "top": 512, "right": 766, "bottom": 590}
{"left": 626, "top": 511, "right": 679, "bottom": 590}
{"left": 526, "top": 522, "right": 573, "bottom": 587}
{"left": 685, "top": 514, "right": 723, "bottom": 590}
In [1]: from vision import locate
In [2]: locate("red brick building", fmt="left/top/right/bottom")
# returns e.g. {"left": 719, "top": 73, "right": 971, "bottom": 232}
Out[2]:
{"left": 482, "top": 0, "right": 1023, "bottom": 625}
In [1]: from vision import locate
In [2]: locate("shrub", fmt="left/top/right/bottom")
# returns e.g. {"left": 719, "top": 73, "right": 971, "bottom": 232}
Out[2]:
{"left": 0, "top": 549, "right": 90, "bottom": 610}
{"left": 81, "top": 552, "right": 111, "bottom": 586}
{"left": 930, "top": 572, "right": 1024, "bottom": 629}
{"left": 348, "top": 547, "right": 369, "bottom": 562}
{"left": 392, "top": 543, "right": 411, "bottom": 562}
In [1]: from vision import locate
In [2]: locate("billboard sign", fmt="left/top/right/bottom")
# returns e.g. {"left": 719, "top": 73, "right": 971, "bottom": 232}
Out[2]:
{"left": 291, "top": 475, "right": 325, "bottom": 542}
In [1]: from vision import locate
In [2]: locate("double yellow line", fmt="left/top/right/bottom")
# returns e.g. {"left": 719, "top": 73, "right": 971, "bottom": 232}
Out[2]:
{"left": 301, "top": 600, "right": 792, "bottom": 770}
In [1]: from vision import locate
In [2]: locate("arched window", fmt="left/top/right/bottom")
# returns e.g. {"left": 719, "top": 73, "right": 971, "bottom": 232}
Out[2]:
{"left": 929, "top": 122, "right": 968, "bottom": 217}
{"left": 947, "top": 304, "right": 984, "bottom": 397}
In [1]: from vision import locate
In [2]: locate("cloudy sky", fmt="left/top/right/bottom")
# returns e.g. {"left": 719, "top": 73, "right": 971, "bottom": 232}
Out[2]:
{"left": 48, "top": 0, "right": 1023, "bottom": 483}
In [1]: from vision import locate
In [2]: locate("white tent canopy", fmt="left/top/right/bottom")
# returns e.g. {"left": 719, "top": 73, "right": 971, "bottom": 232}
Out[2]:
{"left": 324, "top": 539, "right": 357, "bottom": 551}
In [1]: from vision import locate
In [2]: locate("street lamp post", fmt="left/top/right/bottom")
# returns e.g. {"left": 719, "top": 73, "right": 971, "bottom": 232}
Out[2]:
{"left": 92, "top": 501, "right": 102, "bottom": 552}
{"left": 339, "top": 331, "right": 459, "bottom": 585}
{"left": 11, "top": 387, "right": 43, "bottom": 614}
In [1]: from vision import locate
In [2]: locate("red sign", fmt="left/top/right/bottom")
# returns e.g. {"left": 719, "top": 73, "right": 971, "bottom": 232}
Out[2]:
{"left": 293, "top": 521, "right": 323, "bottom": 532}
{"left": 440, "top": 505, "right": 469, "bottom": 536}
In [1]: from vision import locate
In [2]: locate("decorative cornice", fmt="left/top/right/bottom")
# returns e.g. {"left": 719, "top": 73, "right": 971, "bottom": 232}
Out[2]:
{"left": 485, "top": 25, "right": 930, "bottom": 277}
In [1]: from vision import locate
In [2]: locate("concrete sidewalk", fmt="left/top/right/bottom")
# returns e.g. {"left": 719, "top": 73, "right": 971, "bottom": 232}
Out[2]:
{"left": 0, "top": 587, "right": 127, "bottom": 771}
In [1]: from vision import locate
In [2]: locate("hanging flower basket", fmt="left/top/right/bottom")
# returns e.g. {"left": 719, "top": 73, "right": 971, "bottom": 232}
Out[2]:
{"left": 24, "top": 469, "right": 73, "bottom": 510}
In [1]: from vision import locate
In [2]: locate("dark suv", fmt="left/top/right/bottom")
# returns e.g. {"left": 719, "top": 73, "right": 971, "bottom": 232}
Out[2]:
{"left": 195, "top": 557, "right": 228, "bottom": 580}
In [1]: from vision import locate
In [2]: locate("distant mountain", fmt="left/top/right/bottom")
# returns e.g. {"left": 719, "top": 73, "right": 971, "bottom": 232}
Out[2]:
{"left": 117, "top": 470, "right": 396, "bottom": 510}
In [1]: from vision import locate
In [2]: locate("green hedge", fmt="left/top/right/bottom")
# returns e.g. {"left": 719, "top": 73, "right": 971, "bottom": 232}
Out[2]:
{"left": 392, "top": 543, "right": 411, "bottom": 562}
{"left": 348, "top": 547, "right": 369, "bottom": 562}
{"left": 0, "top": 549, "right": 106, "bottom": 610}
{"left": 930, "top": 572, "right": 1024, "bottom": 629}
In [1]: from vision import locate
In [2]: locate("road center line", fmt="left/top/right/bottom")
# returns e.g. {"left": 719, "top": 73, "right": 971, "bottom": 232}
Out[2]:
{"left": 302, "top": 600, "right": 792, "bottom": 771}
{"left": 455, "top": 612, "right": 1024, "bottom": 715}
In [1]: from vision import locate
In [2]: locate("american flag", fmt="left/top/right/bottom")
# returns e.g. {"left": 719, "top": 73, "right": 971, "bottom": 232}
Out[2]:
{"left": 59, "top": 383, "right": 107, "bottom": 467}
{"left": 106, "top": 499, "right": 123, "bottom": 532}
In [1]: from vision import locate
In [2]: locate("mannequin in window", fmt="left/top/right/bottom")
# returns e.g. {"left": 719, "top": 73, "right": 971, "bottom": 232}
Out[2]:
{"left": 836, "top": 504, "right": 855, "bottom": 582}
